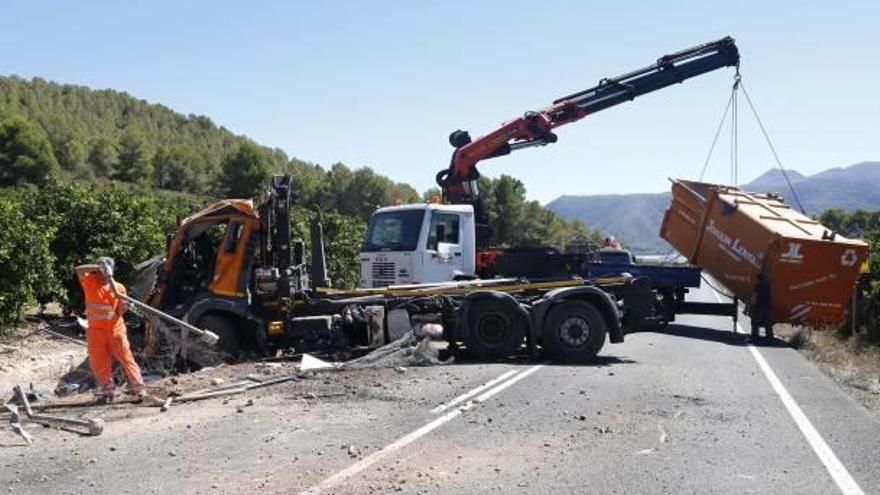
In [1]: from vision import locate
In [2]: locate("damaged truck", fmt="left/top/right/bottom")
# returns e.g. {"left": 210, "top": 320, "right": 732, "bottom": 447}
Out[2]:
{"left": 138, "top": 175, "right": 657, "bottom": 366}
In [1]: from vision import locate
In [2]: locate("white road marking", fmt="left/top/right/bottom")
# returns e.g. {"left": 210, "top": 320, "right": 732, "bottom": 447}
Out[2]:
{"left": 300, "top": 365, "right": 544, "bottom": 495}
{"left": 430, "top": 368, "right": 521, "bottom": 414}
{"left": 474, "top": 365, "right": 543, "bottom": 402}
{"left": 709, "top": 289, "right": 865, "bottom": 495}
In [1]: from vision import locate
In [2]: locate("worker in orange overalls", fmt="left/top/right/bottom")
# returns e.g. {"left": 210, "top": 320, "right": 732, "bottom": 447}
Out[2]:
{"left": 76, "top": 257, "right": 146, "bottom": 402}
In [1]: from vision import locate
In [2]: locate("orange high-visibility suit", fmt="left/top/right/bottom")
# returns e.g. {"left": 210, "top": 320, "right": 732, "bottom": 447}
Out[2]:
{"left": 78, "top": 272, "right": 144, "bottom": 395}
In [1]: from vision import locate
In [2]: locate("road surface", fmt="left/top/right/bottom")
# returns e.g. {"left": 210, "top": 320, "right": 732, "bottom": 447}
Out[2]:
{"left": 2, "top": 282, "right": 879, "bottom": 494}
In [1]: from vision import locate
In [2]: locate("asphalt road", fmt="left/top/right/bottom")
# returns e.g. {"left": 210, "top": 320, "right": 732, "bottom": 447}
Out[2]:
{"left": 3, "top": 282, "right": 879, "bottom": 494}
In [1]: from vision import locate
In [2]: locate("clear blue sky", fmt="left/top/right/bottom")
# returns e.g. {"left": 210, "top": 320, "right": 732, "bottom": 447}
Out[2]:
{"left": 2, "top": 1, "right": 878, "bottom": 202}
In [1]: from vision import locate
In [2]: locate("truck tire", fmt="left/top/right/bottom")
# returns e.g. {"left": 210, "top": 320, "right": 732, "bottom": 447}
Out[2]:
{"left": 193, "top": 314, "right": 240, "bottom": 365}
{"left": 542, "top": 300, "right": 606, "bottom": 362}
{"left": 463, "top": 298, "right": 525, "bottom": 360}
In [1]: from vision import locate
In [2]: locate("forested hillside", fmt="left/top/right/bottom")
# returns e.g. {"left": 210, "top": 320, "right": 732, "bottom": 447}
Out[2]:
{"left": 0, "top": 75, "right": 420, "bottom": 204}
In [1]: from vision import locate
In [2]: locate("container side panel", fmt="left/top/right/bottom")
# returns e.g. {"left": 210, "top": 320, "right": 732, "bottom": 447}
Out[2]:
{"left": 770, "top": 240, "right": 868, "bottom": 326}
{"left": 659, "top": 180, "right": 708, "bottom": 258}
{"left": 692, "top": 196, "right": 771, "bottom": 301}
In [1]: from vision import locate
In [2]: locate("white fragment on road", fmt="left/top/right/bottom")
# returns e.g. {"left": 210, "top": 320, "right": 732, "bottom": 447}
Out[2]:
{"left": 300, "top": 354, "right": 336, "bottom": 371}
{"left": 300, "top": 365, "right": 543, "bottom": 495}
{"left": 634, "top": 448, "right": 655, "bottom": 455}
{"left": 710, "top": 289, "right": 865, "bottom": 495}
{"left": 430, "top": 369, "right": 520, "bottom": 414}
{"left": 657, "top": 425, "right": 668, "bottom": 443}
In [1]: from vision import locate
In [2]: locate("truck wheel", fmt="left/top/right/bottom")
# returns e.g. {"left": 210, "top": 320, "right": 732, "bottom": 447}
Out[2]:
{"left": 464, "top": 298, "right": 525, "bottom": 360}
{"left": 193, "top": 314, "right": 240, "bottom": 365}
{"left": 542, "top": 300, "right": 606, "bottom": 362}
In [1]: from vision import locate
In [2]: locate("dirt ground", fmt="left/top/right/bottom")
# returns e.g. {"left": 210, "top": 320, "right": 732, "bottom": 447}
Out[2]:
{"left": 0, "top": 317, "right": 431, "bottom": 451}
{"left": 777, "top": 324, "right": 880, "bottom": 413}
{"left": 0, "top": 324, "right": 88, "bottom": 399}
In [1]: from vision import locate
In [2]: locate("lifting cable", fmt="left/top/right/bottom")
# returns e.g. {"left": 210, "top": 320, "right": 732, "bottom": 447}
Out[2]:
{"left": 697, "top": 71, "right": 806, "bottom": 214}
{"left": 697, "top": 88, "right": 734, "bottom": 182}
{"left": 701, "top": 273, "right": 735, "bottom": 299}
{"left": 730, "top": 73, "right": 739, "bottom": 187}
{"left": 667, "top": 70, "right": 806, "bottom": 264}
{"left": 739, "top": 81, "right": 807, "bottom": 214}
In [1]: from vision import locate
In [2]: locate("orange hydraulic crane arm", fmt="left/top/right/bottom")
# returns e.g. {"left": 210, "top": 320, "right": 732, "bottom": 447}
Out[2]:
{"left": 436, "top": 37, "right": 740, "bottom": 204}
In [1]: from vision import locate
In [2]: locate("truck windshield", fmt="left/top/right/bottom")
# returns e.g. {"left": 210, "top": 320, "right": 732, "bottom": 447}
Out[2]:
{"left": 362, "top": 210, "right": 425, "bottom": 252}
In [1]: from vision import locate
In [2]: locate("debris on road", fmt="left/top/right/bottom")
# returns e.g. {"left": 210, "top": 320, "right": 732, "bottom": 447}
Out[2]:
{"left": 4, "top": 403, "right": 33, "bottom": 445}
{"left": 300, "top": 354, "right": 337, "bottom": 371}
{"left": 8, "top": 385, "right": 104, "bottom": 439}
{"left": 340, "top": 332, "right": 451, "bottom": 370}
{"left": 28, "top": 322, "right": 86, "bottom": 347}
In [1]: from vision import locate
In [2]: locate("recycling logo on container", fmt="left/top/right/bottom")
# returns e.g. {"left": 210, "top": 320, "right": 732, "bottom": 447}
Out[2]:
{"left": 840, "top": 248, "right": 858, "bottom": 267}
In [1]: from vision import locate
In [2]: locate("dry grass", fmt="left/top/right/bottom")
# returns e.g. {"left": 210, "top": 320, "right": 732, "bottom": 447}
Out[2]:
{"left": 776, "top": 324, "right": 880, "bottom": 413}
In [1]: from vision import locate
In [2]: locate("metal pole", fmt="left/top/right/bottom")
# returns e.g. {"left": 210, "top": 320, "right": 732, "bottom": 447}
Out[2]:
{"left": 108, "top": 279, "right": 219, "bottom": 345}
{"left": 733, "top": 296, "right": 739, "bottom": 334}
{"left": 852, "top": 290, "right": 857, "bottom": 336}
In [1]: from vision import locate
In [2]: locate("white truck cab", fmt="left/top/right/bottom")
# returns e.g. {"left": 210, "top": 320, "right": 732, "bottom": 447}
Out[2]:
{"left": 359, "top": 203, "right": 476, "bottom": 288}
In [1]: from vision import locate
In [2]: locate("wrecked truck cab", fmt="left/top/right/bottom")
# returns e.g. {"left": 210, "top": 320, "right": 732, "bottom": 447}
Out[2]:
{"left": 143, "top": 177, "right": 386, "bottom": 364}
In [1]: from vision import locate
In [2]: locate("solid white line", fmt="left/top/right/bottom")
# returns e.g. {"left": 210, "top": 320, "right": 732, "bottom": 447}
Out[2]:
{"left": 746, "top": 344, "right": 864, "bottom": 495}
{"left": 300, "top": 407, "right": 464, "bottom": 495}
{"left": 474, "top": 365, "right": 544, "bottom": 402}
{"left": 430, "top": 368, "right": 521, "bottom": 414}
{"left": 300, "top": 364, "right": 543, "bottom": 495}
{"left": 709, "top": 288, "right": 864, "bottom": 495}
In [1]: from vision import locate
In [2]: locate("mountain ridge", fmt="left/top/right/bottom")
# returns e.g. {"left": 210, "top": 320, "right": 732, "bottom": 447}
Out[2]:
{"left": 546, "top": 161, "right": 880, "bottom": 253}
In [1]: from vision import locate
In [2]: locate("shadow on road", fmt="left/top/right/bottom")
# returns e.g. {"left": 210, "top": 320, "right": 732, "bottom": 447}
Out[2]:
{"left": 653, "top": 323, "right": 790, "bottom": 348}
{"left": 449, "top": 353, "right": 638, "bottom": 368}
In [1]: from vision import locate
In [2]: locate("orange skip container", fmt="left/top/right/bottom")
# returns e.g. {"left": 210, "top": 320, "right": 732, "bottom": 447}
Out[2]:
{"left": 660, "top": 179, "right": 869, "bottom": 326}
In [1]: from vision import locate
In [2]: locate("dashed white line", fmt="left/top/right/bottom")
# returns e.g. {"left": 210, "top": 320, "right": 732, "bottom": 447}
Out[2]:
{"left": 300, "top": 365, "right": 543, "bottom": 495}
{"left": 710, "top": 288, "right": 865, "bottom": 495}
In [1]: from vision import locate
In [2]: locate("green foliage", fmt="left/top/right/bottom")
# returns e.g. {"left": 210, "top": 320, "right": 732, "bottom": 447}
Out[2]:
{"left": 114, "top": 131, "right": 153, "bottom": 184}
{"left": 0, "top": 180, "right": 207, "bottom": 325}
{"left": 152, "top": 145, "right": 206, "bottom": 192}
{"left": 479, "top": 175, "right": 603, "bottom": 250}
{"left": 51, "top": 128, "right": 87, "bottom": 173}
{"left": 87, "top": 137, "right": 118, "bottom": 177}
{"left": 0, "top": 191, "right": 58, "bottom": 327}
{"left": 422, "top": 187, "right": 441, "bottom": 202}
{"left": 0, "top": 76, "right": 253, "bottom": 193}
{"left": 818, "top": 208, "right": 880, "bottom": 341}
{"left": 288, "top": 207, "right": 367, "bottom": 289}
{"left": 321, "top": 212, "right": 368, "bottom": 289}
{"left": 318, "top": 163, "right": 420, "bottom": 221}
{"left": 0, "top": 115, "right": 59, "bottom": 186}
{"left": 219, "top": 143, "right": 273, "bottom": 198}
{"left": 818, "top": 208, "right": 880, "bottom": 238}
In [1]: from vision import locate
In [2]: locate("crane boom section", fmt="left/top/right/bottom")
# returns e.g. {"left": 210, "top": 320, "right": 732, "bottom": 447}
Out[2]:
{"left": 440, "top": 37, "right": 739, "bottom": 202}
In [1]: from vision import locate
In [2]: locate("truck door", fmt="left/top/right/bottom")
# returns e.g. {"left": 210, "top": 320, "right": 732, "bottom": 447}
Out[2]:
{"left": 422, "top": 211, "right": 465, "bottom": 283}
